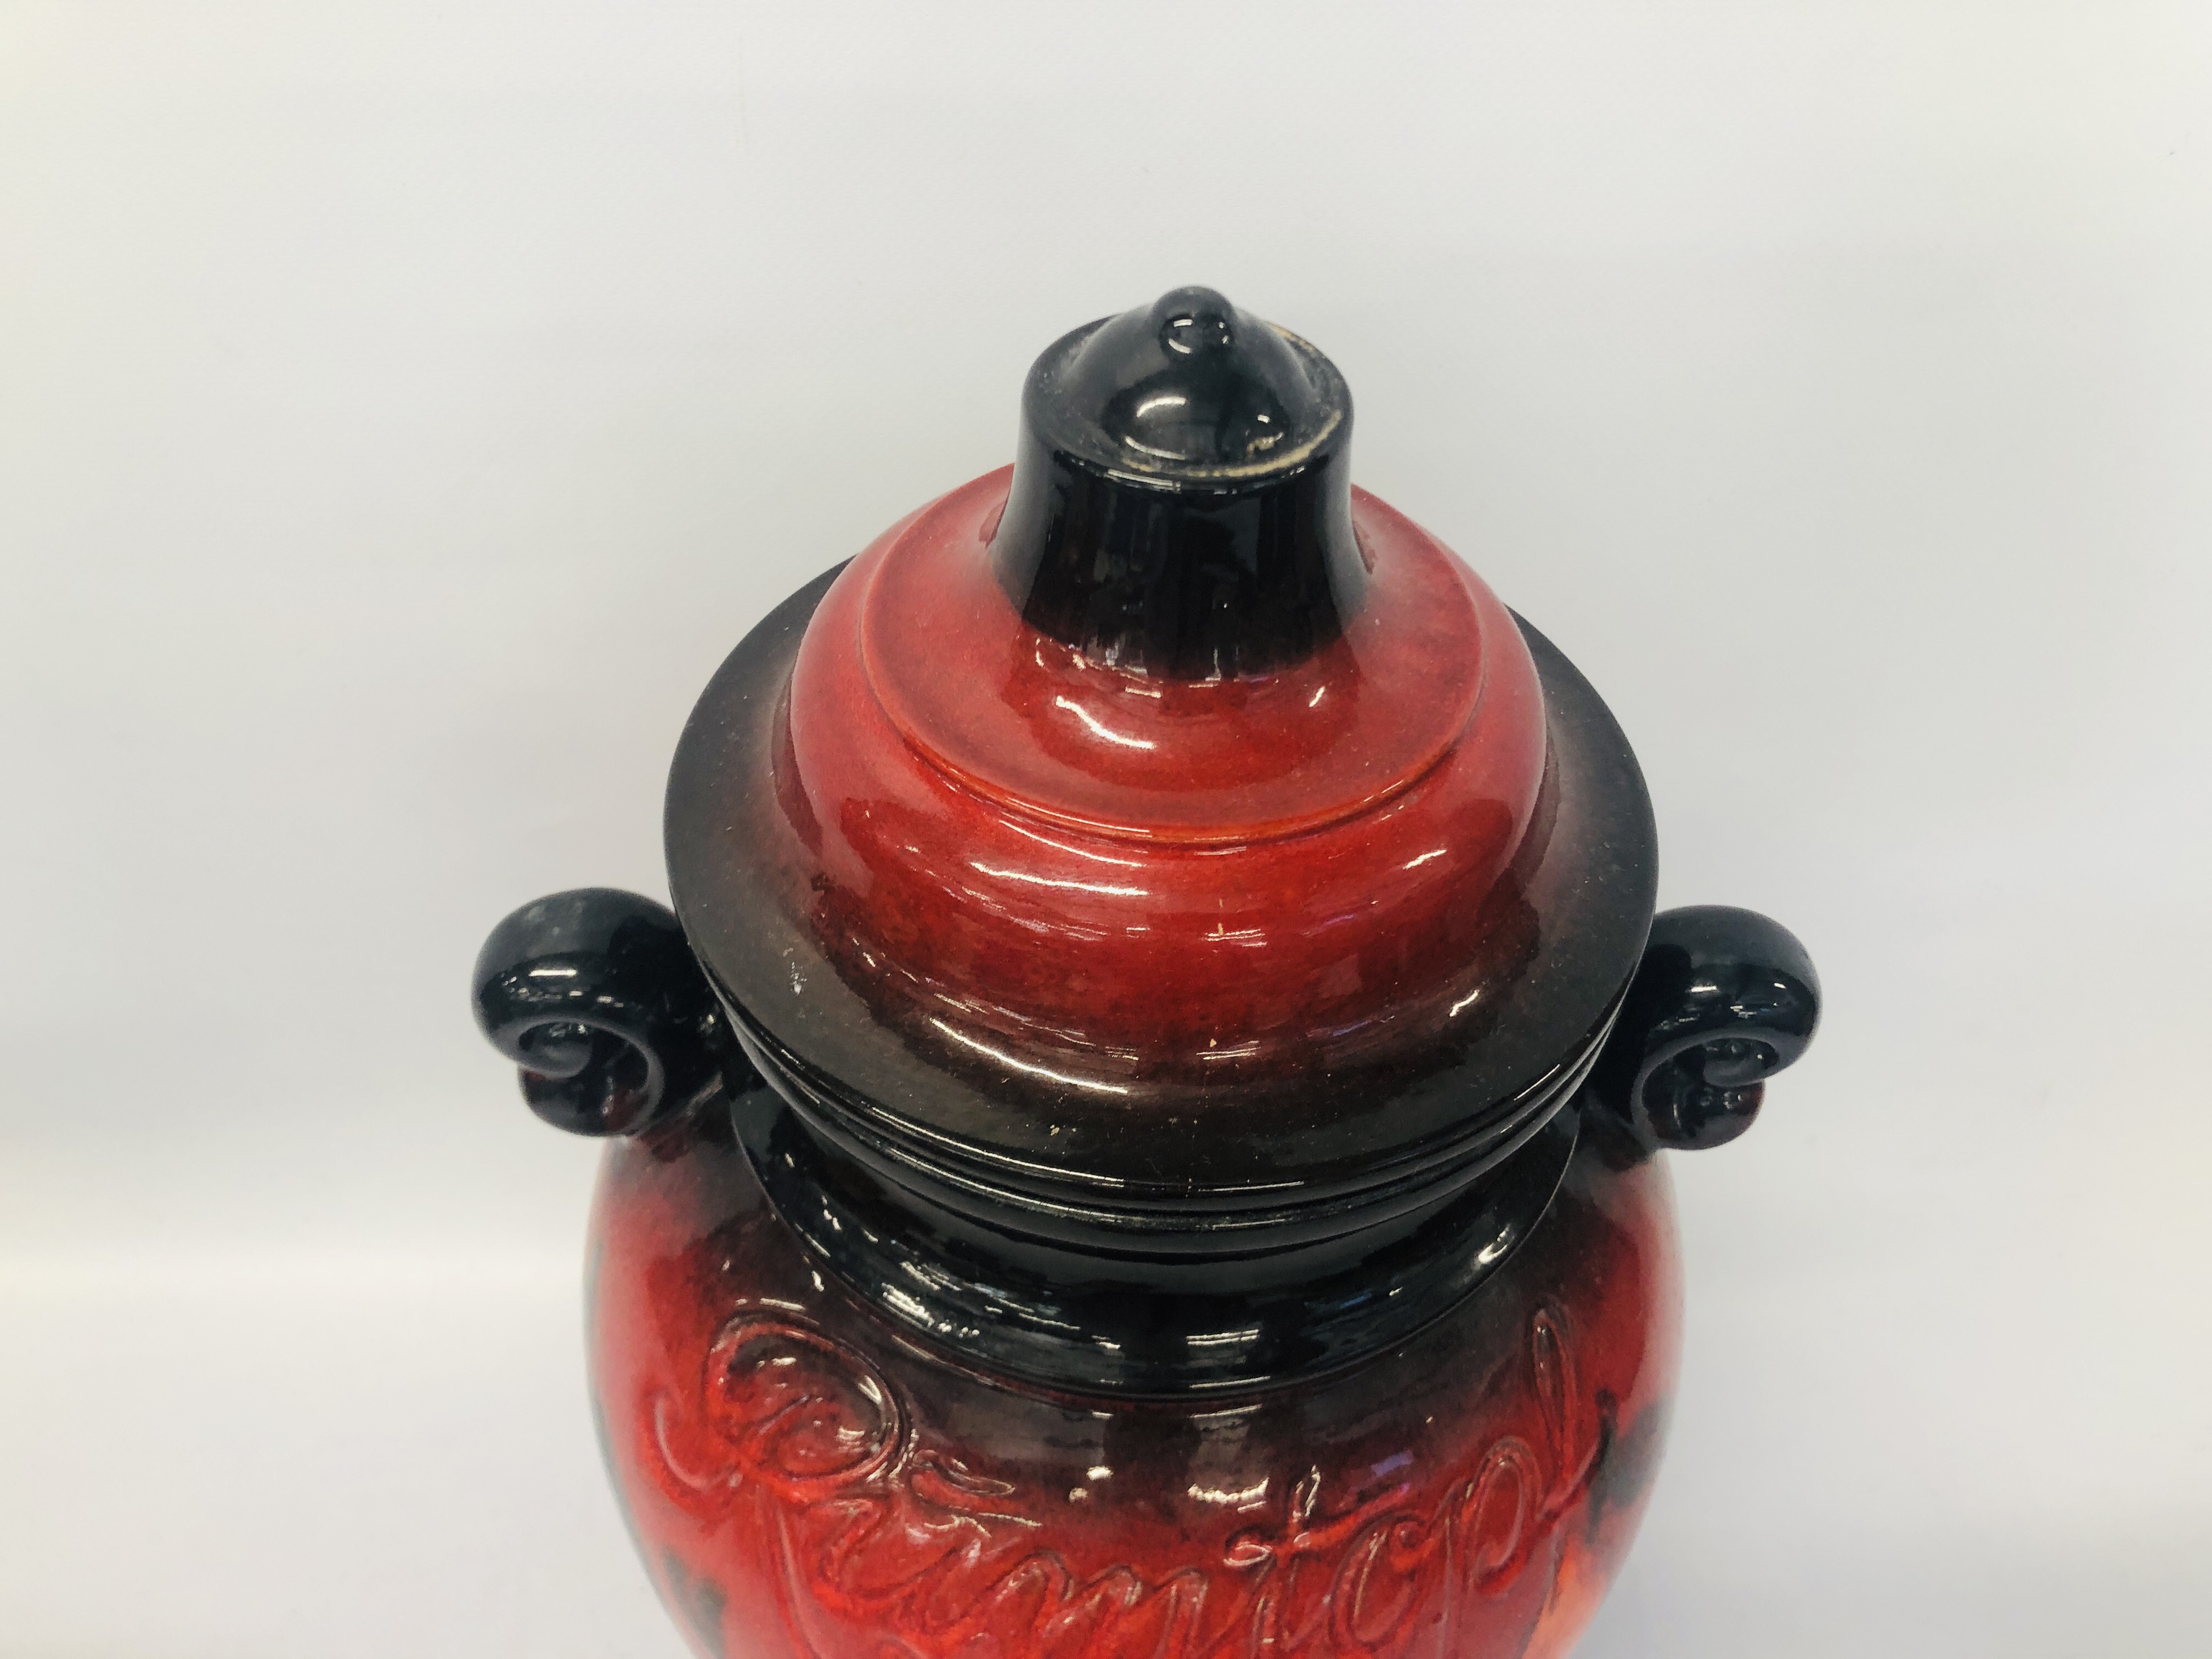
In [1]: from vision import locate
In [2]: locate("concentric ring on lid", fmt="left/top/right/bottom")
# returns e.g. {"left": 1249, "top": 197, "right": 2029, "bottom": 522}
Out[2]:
{"left": 858, "top": 472, "right": 1496, "bottom": 845}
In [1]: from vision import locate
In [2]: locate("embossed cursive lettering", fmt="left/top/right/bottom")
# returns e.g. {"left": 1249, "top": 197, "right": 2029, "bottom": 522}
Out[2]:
{"left": 650, "top": 1303, "right": 1606, "bottom": 1658}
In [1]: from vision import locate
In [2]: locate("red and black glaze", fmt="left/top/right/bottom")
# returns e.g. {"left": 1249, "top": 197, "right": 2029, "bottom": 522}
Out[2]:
{"left": 472, "top": 287, "right": 1821, "bottom": 1656}
{"left": 584, "top": 1091, "right": 1681, "bottom": 1659}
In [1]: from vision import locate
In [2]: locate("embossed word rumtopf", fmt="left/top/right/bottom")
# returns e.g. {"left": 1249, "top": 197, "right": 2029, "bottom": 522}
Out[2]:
{"left": 473, "top": 289, "right": 1821, "bottom": 1657}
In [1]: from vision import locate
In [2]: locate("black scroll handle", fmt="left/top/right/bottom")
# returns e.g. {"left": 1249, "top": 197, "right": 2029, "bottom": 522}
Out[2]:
{"left": 471, "top": 888, "right": 749, "bottom": 1137}
{"left": 1589, "top": 905, "right": 1822, "bottom": 1153}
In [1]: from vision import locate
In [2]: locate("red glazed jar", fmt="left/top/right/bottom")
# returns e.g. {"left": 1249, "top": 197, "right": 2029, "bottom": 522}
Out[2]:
{"left": 473, "top": 289, "right": 1820, "bottom": 1658}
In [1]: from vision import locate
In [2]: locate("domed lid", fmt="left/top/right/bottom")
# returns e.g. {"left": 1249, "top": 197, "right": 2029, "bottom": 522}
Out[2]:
{"left": 665, "top": 289, "right": 1656, "bottom": 1218}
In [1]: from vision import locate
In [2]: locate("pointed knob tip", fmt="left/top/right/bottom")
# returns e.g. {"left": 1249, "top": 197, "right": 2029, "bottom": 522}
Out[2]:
{"left": 1152, "top": 285, "right": 1238, "bottom": 357}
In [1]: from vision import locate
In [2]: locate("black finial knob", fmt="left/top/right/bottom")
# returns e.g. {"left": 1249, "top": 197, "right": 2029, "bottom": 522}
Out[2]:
{"left": 989, "top": 288, "right": 1363, "bottom": 679}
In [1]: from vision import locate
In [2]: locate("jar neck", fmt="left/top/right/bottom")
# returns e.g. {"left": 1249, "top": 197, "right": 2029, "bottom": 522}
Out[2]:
{"left": 718, "top": 991, "right": 1617, "bottom": 1398}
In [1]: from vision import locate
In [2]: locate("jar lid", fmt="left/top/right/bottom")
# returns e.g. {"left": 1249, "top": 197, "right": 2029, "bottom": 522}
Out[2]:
{"left": 666, "top": 289, "right": 1656, "bottom": 1224}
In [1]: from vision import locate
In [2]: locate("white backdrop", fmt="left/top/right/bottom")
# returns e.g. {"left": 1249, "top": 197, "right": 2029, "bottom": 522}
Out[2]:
{"left": 4, "top": 4, "right": 2209, "bottom": 1654}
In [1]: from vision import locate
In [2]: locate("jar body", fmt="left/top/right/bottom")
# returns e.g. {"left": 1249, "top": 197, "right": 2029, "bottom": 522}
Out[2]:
{"left": 588, "top": 1109, "right": 1681, "bottom": 1659}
